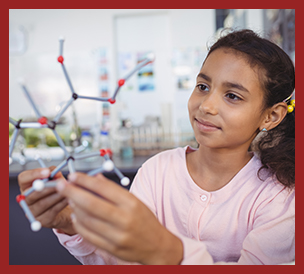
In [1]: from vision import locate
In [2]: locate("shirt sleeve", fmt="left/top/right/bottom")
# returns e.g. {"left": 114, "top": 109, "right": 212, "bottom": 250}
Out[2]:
{"left": 53, "top": 229, "right": 139, "bottom": 265}
{"left": 53, "top": 230, "right": 105, "bottom": 265}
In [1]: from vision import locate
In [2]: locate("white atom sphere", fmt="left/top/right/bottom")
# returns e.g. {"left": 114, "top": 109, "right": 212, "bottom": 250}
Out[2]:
{"left": 31, "top": 221, "right": 42, "bottom": 232}
{"left": 146, "top": 53, "right": 155, "bottom": 61}
{"left": 58, "top": 36, "right": 65, "bottom": 41}
{"left": 34, "top": 154, "right": 41, "bottom": 160}
{"left": 17, "top": 77, "right": 25, "bottom": 85}
{"left": 121, "top": 177, "right": 130, "bottom": 186}
{"left": 33, "top": 179, "right": 45, "bottom": 191}
{"left": 103, "top": 160, "right": 114, "bottom": 172}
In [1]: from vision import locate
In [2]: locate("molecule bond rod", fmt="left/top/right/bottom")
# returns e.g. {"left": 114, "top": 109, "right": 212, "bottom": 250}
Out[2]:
{"left": 59, "top": 38, "right": 64, "bottom": 56}
{"left": 53, "top": 97, "right": 75, "bottom": 123}
{"left": 36, "top": 157, "right": 47, "bottom": 168}
{"left": 111, "top": 86, "right": 122, "bottom": 102}
{"left": 21, "top": 85, "right": 43, "bottom": 119}
{"left": 87, "top": 166, "right": 106, "bottom": 177}
{"left": 23, "top": 186, "right": 37, "bottom": 197}
{"left": 19, "top": 122, "right": 48, "bottom": 129}
{"left": 103, "top": 153, "right": 111, "bottom": 161}
{"left": 73, "top": 151, "right": 101, "bottom": 160}
{"left": 60, "top": 63, "right": 76, "bottom": 95}
{"left": 52, "top": 130, "right": 70, "bottom": 158}
{"left": 76, "top": 95, "right": 109, "bottom": 102}
{"left": 113, "top": 166, "right": 125, "bottom": 180}
{"left": 19, "top": 199, "right": 41, "bottom": 231}
{"left": 9, "top": 117, "right": 18, "bottom": 127}
{"left": 49, "top": 159, "right": 68, "bottom": 179}
{"left": 124, "top": 58, "right": 152, "bottom": 82}
{"left": 9, "top": 128, "right": 20, "bottom": 157}
{"left": 67, "top": 158, "right": 76, "bottom": 174}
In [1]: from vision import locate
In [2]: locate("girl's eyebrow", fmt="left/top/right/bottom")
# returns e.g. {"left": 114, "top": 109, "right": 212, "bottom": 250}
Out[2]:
{"left": 197, "top": 73, "right": 211, "bottom": 82}
{"left": 223, "top": 82, "right": 250, "bottom": 93}
{"left": 197, "top": 73, "right": 249, "bottom": 93}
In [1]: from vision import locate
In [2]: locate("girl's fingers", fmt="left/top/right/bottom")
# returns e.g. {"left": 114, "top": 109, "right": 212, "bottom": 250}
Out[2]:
{"left": 36, "top": 199, "right": 69, "bottom": 227}
{"left": 18, "top": 166, "right": 65, "bottom": 195}
{"left": 56, "top": 179, "right": 125, "bottom": 226}
{"left": 67, "top": 172, "right": 131, "bottom": 206}
{"left": 26, "top": 186, "right": 58, "bottom": 206}
{"left": 29, "top": 192, "right": 67, "bottom": 217}
{"left": 71, "top": 215, "right": 116, "bottom": 256}
{"left": 18, "top": 168, "right": 50, "bottom": 192}
{"left": 69, "top": 202, "right": 121, "bottom": 244}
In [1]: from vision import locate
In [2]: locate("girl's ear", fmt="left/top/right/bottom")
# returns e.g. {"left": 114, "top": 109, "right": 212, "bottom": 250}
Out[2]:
{"left": 260, "top": 102, "right": 288, "bottom": 131}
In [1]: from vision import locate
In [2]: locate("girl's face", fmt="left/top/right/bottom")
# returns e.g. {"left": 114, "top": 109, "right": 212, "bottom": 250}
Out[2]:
{"left": 188, "top": 48, "right": 266, "bottom": 152}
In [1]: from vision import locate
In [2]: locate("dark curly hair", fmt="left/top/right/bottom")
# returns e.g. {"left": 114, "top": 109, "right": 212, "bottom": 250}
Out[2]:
{"left": 206, "top": 29, "right": 295, "bottom": 189}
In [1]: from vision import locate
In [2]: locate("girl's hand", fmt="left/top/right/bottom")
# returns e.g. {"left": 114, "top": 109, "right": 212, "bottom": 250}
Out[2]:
{"left": 17, "top": 167, "right": 76, "bottom": 236}
{"left": 56, "top": 172, "right": 183, "bottom": 265}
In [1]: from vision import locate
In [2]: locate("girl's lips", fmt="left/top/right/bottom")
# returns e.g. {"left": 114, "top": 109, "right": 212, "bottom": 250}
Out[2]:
{"left": 195, "top": 118, "right": 221, "bottom": 132}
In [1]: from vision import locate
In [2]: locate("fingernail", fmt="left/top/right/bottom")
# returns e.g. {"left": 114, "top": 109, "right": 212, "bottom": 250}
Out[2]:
{"left": 68, "top": 173, "right": 77, "bottom": 182}
{"left": 40, "top": 169, "right": 50, "bottom": 177}
{"left": 56, "top": 179, "right": 66, "bottom": 192}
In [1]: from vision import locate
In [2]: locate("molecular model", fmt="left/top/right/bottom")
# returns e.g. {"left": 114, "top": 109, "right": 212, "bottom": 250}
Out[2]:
{"left": 9, "top": 37, "right": 155, "bottom": 232}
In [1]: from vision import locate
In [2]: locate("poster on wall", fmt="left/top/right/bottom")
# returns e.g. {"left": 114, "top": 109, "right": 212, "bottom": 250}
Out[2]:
{"left": 118, "top": 52, "right": 136, "bottom": 92}
{"left": 96, "top": 47, "right": 111, "bottom": 130}
{"left": 171, "top": 47, "right": 207, "bottom": 91}
{"left": 97, "top": 47, "right": 109, "bottom": 98}
{"left": 171, "top": 48, "right": 193, "bottom": 91}
{"left": 137, "top": 52, "right": 155, "bottom": 92}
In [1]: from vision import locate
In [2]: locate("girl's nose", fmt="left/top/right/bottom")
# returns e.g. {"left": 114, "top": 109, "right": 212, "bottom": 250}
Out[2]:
{"left": 198, "top": 92, "right": 219, "bottom": 115}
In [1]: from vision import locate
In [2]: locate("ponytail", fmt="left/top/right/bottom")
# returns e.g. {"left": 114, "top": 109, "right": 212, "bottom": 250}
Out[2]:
{"left": 256, "top": 110, "right": 295, "bottom": 188}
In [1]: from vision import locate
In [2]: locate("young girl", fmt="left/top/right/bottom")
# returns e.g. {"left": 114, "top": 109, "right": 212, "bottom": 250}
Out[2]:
{"left": 18, "top": 29, "right": 295, "bottom": 265}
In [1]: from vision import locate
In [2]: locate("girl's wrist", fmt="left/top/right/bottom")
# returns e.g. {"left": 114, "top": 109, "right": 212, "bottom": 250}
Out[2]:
{"left": 54, "top": 218, "right": 76, "bottom": 236}
{"left": 54, "top": 206, "right": 77, "bottom": 236}
{"left": 146, "top": 230, "right": 183, "bottom": 265}
{"left": 56, "top": 226, "right": 77, "bottom": 236}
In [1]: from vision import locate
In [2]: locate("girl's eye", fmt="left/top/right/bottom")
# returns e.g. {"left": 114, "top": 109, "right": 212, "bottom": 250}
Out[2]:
{"left": 197, "top": 84, "right": 209, "bottom": 92}
{"left": 226, "top": 93, "right": 242, "bottom": 101}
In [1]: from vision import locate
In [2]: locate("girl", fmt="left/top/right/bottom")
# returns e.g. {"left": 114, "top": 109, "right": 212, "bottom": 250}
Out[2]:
{"left": 18, "top": 29, "right": 295, "bottom": 265}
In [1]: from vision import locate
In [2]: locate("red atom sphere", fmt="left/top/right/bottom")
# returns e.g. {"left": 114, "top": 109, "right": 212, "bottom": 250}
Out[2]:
{"left": 57, "top": 56, "right": 64, "bottom": 64}
{"left": 118, "top": 79, "right": 125, "bottom": 87}
{"left": 99, "top": 149, "right": 107, "bottom": 156}
{"left": 38, "top": 116, "right": 48, "bottom": 125}
{"left": 99, "top": 149, "right": 113, "bottom": 157}
{"left": 16, "top": 194, "right": 25, "bottom": 203}
{"left": 106, "top": 149, "right": 113, "bottom": 157}
{"left": 108, "top": 98, "right": 116, "bottom": 104}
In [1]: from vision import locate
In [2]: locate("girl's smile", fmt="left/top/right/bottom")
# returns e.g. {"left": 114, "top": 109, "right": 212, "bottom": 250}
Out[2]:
{"left": 194, "top": 118, "right": 221, "bottom": 132}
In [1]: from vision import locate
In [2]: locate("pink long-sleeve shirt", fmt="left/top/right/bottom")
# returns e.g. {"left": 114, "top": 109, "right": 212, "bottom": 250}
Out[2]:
{"left": 54, "top": 146, "right": 295, "bottom": 265}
